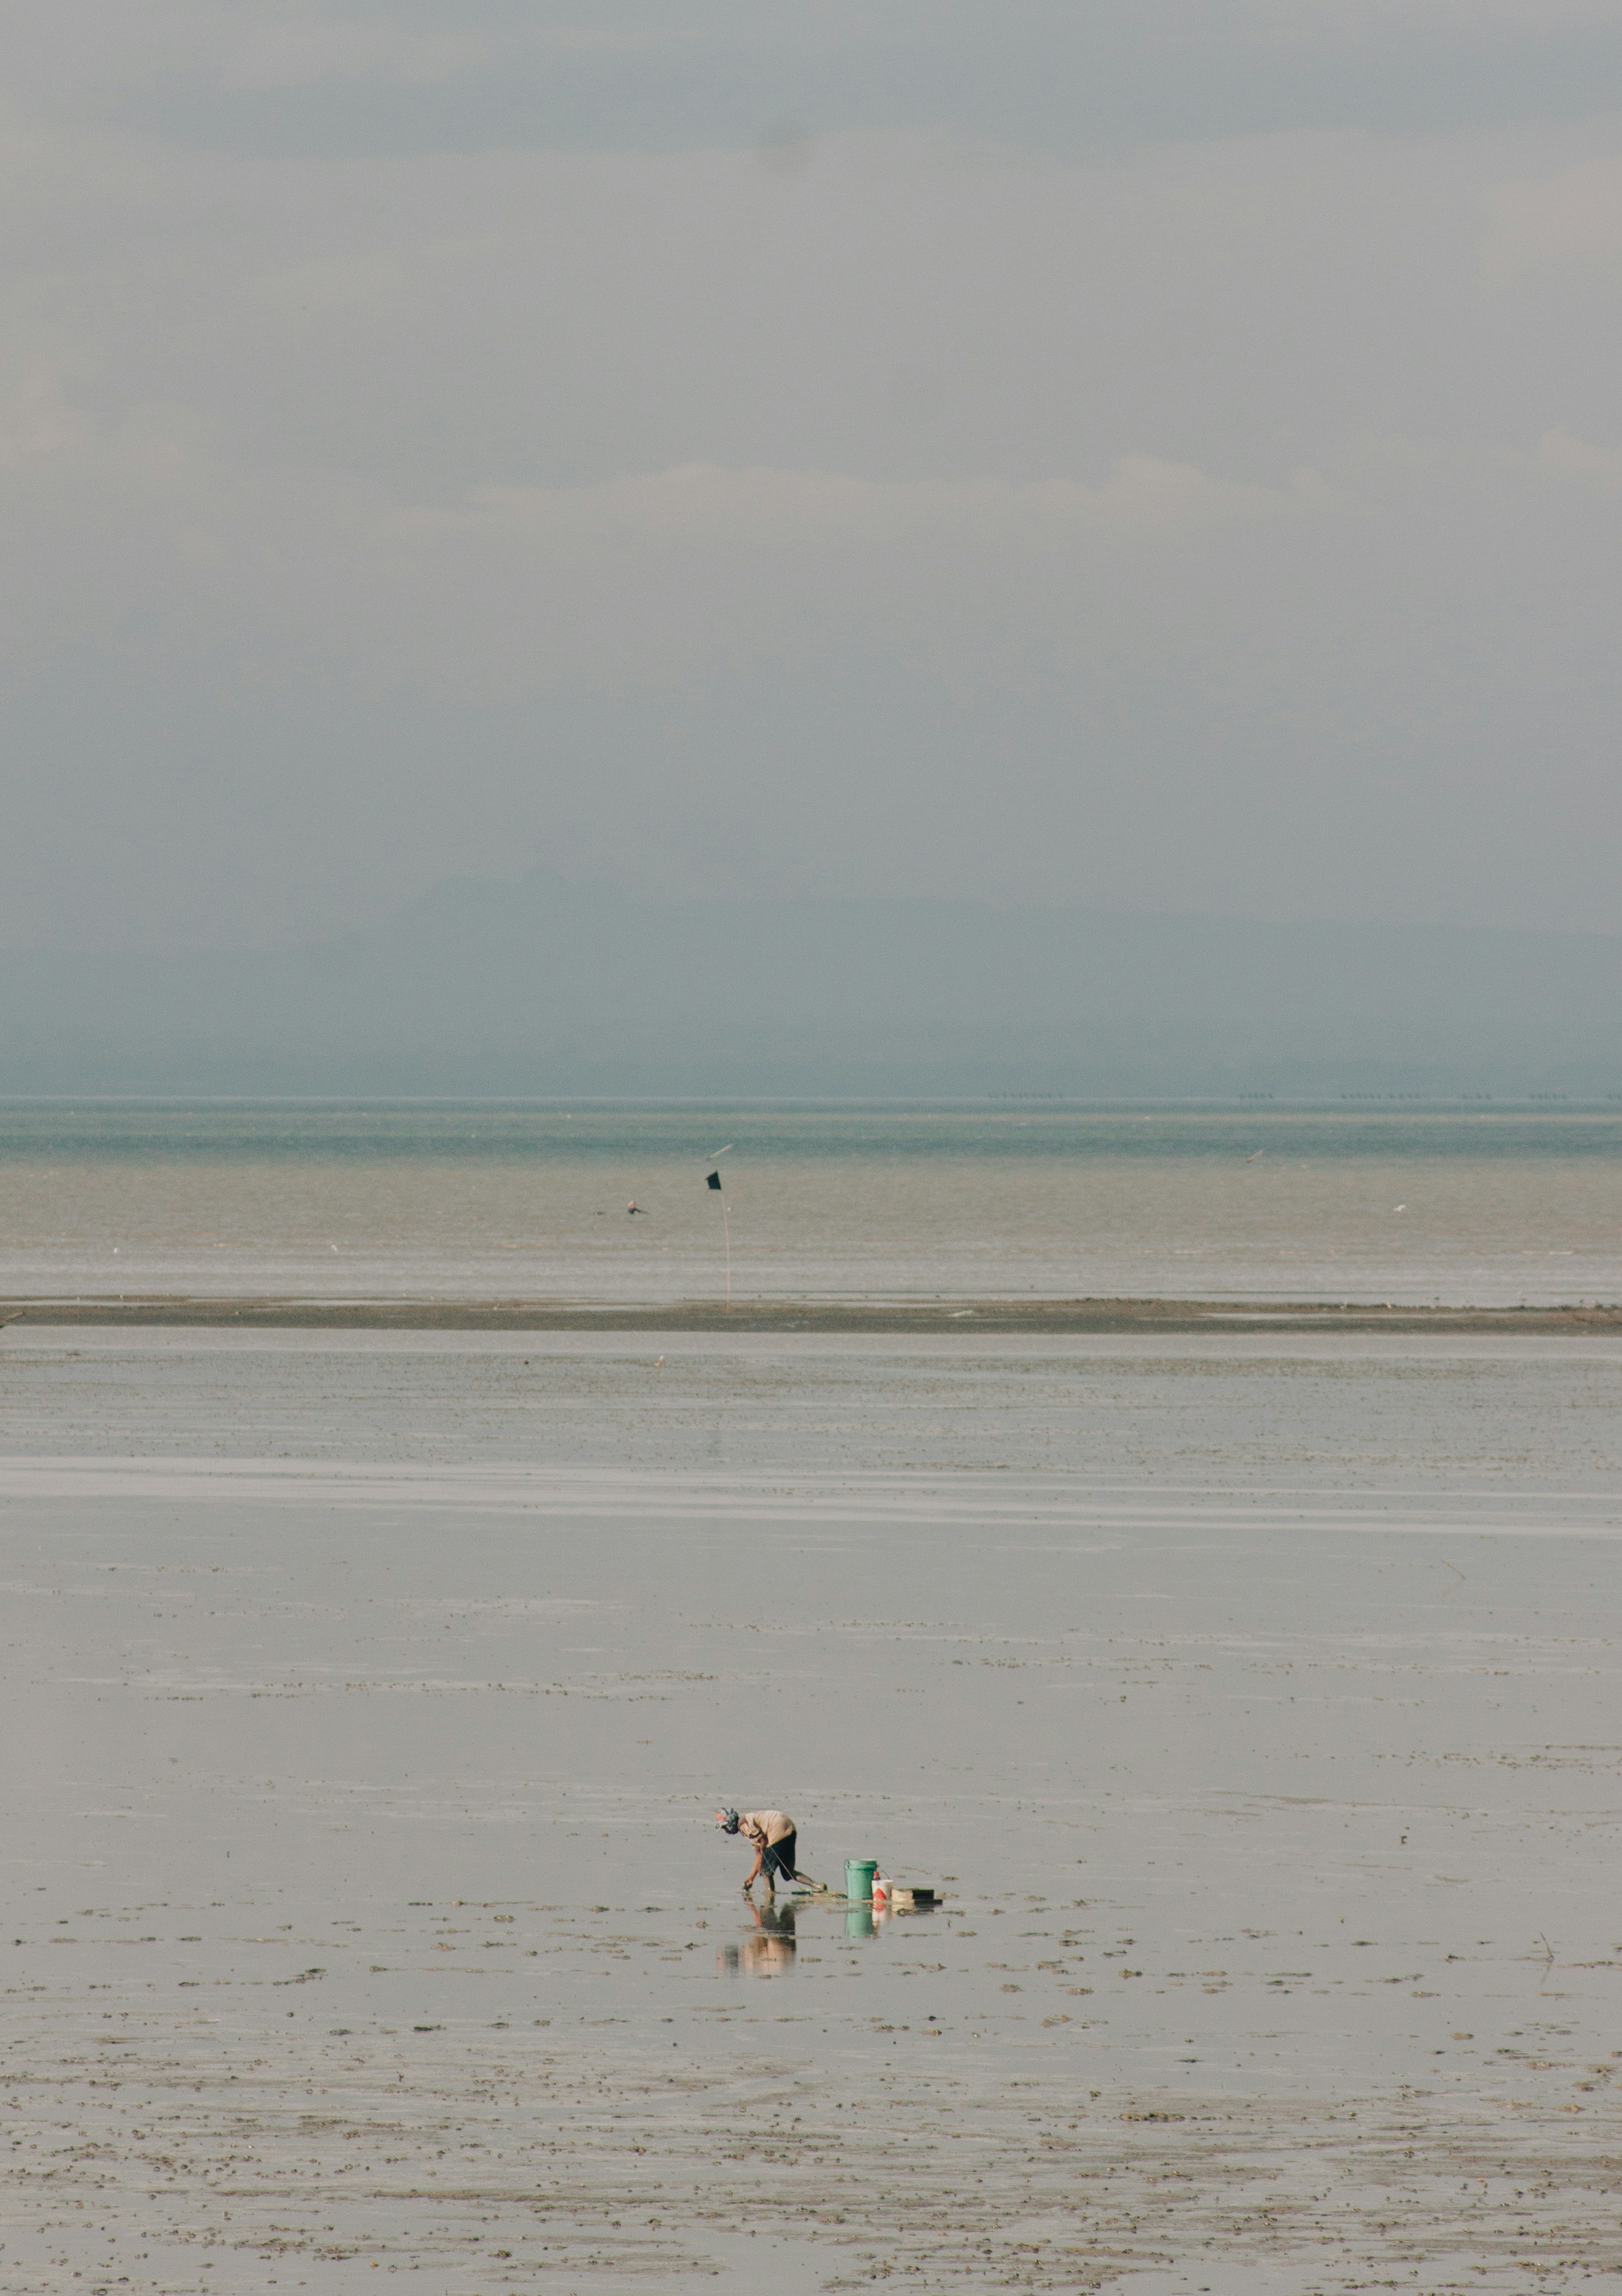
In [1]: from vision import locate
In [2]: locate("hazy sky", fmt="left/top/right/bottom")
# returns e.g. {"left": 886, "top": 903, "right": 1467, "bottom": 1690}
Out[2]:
{"left": 6, "top": 1, "right": 1622, "bottom": 946}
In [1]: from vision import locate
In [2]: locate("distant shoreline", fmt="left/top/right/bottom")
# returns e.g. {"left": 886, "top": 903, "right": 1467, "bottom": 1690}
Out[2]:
{"left": 3, "top": 1296, "right": 1618, "bottom": 1334}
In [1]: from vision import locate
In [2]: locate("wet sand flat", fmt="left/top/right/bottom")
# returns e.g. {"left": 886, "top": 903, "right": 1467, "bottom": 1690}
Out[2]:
{"left": 6, "top": 1104, "right": 1622, "bottom": 1311}
{"left": 5, "top": 1294, "right": 1622, "bottom": 1333}
{"left": 4, "top": 1330, "right": 1621, "bottom": 2291}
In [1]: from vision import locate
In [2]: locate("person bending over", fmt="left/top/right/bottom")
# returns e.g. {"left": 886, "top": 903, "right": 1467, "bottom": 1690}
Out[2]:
{"left": 715, "top": 1807, "right": 804, "bottom": 1895}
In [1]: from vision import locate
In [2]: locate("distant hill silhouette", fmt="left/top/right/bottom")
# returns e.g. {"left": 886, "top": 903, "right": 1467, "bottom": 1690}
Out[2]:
{"left": 3, "top": 868, "right": 1620, "bottom": 1097}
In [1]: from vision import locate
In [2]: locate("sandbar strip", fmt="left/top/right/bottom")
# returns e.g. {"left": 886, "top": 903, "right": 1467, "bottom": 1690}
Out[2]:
{"left": 2, "top": 1294, "right": 1619, "bottom": 1333}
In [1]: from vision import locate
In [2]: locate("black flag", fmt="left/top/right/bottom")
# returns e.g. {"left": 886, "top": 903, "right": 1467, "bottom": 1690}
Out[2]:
{"left": 706, "top": 1171, "right": 722, "bottom": 1190}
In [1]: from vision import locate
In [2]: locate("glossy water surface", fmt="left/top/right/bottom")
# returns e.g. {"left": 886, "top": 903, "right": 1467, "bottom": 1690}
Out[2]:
{"left": 4, "top": 1326, "right": 1621, "bottom": 2290}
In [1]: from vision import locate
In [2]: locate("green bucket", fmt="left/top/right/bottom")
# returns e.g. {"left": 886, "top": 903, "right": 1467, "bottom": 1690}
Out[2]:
{"left": 845, "top": 1858, "right": 878, "bottom": 1902}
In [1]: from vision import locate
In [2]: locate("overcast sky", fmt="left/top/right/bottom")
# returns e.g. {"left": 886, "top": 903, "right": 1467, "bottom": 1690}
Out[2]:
{"left": 6, "top": 1, "right": 1622, "bottom": 946}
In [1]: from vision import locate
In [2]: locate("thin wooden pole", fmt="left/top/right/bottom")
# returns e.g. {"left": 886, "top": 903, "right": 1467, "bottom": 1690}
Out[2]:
{"left": 722, "top": 1192, "right": 731, "bottom": 1311}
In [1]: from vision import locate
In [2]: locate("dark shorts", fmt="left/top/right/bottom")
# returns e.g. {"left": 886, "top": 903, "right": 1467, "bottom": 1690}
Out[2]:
{"left": 762, "top": 1832, "right": 797, "bottom": 1885}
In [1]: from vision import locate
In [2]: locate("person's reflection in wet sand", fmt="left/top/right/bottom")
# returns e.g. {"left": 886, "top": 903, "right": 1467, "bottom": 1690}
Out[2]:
{"left": 718, "top": 1899, "right": 797, "bottom": 1977}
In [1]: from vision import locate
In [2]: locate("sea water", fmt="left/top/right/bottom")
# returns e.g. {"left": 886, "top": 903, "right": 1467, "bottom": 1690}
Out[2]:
{"left": 4, "top": 1324, "right": 1621, "bottom": 2291}
{"left": 2, "top": 1100, "right": 1621, "bottom": 1304}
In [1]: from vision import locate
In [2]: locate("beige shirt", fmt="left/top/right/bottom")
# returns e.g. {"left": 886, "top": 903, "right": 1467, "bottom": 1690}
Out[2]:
{"left": 738, "top": 1810, "right": 794, "bottom": 1849}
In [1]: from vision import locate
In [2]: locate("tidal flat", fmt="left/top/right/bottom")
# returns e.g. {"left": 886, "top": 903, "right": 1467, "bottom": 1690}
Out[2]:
{"left": 4, "top": 1329, "right": 1621, "bottom": 2291}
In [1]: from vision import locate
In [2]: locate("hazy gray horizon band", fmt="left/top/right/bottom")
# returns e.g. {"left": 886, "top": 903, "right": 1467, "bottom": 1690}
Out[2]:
{"left": 1, "top": 1, "right": 1618, "bottom": 990}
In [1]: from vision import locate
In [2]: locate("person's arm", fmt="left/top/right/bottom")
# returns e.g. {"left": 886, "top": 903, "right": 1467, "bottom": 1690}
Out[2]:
{"left": 741, "top": 1842, "right": 763, "bottom": 1891}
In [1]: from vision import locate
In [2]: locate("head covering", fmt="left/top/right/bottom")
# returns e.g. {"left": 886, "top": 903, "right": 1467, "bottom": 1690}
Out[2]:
{"left": 716, "top": 1807, "right": 740, "bottom": 1833}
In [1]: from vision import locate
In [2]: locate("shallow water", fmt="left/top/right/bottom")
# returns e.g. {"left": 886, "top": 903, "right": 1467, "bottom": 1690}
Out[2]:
{"left": 4, "top": 1328, "right": 1621, "bottom": 2290}
{"left": 4, "top": 1101, "right": 1622, "bottom": 1304}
